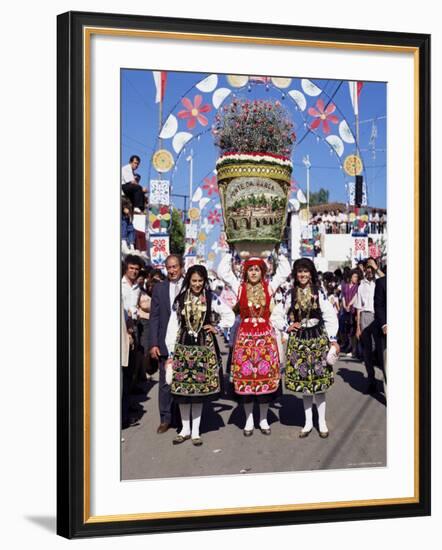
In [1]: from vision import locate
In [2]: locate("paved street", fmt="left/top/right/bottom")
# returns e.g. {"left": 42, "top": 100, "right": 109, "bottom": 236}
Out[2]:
{"left": 122, "top": 341, "right": 386, "bottom": 480}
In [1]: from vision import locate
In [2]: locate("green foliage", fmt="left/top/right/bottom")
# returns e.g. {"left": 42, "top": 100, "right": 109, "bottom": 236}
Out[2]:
{"left": 309, "top": 188, "right": 330, "bottom": 206}
{"left": 169, "top": 208, "right": 185, "bottom": 255}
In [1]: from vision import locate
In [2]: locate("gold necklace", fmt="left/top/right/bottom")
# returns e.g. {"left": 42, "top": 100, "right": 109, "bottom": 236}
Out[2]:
{"left": 183, "top": 290, "right": 206, "bottom": 338}
{"left": 246, "top": 283, "right": 266, "bottom": 326}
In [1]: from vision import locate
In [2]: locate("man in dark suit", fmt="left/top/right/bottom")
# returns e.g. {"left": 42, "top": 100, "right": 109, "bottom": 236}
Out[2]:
{"left": 149, "top": 254, "right": 184, "bottom": 433}
{"left": 374, "top": 273, "right": 387, "bottom": 395}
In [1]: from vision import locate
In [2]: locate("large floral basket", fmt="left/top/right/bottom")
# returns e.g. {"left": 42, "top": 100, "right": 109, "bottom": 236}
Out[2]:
{"left": 217, "top": 153, "right": 292, "bottom": 257}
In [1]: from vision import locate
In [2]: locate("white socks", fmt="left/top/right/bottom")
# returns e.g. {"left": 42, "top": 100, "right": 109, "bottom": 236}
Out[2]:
{"left": 259, "top": 403, "right": 270, "bottom": 430}
{"left": 244, "top": 402, "right": 254, "bottom": 431}
{"left": 179, "top": 403, "right": 191, "bottom": 437}
{"left": 302, "top": 395, "right": 314, "bottom": 432}
{"left": 302, "top": 394, "right": 328, "bottom": 433}
{"left": 178, "top": 403, "right": 203, "bottom": 438}
{"left": 191, "top": 403, "right": 203, "bottom": 439}
{"left": 315, "top": 393, "right": 328, "bottom": 433}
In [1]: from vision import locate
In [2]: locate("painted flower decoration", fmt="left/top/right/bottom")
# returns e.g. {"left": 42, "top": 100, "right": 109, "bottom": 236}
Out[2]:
{"left": 178, "top": 94, "right": 211, "bottom": 129}
{"left": 202, "top": 176, "right": 219, "bottom": 196}
{"left": 207, "top": 209, "right": 221, "bottom": 225}
{"left": 152, "top": 238, "right": 167, "bottom": 254}
{"left": 149, "top": 206, "right": 171, "bottom": 231}
{"left": 308, "top": 98, "right": 339, "bottom": 134}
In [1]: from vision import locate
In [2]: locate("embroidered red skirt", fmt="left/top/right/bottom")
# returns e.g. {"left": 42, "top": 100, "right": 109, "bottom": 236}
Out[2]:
{"left": 231, "top": 319, "right": 280, "bottom": 395}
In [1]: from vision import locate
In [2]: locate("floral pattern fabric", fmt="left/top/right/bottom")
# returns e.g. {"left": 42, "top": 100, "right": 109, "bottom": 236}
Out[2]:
{"left": 171, "top": 336, "right": 221, "bottom": 397}
{"left": 231, "top": 321, "right": 280, "bottom": 395}
{"left": 285, "top": 326, "right": 333, "bottom": 394}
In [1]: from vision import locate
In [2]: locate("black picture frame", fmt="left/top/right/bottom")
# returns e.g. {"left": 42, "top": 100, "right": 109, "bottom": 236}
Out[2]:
{"left": 57, "top": 10, "right": 431, "bottom": 539}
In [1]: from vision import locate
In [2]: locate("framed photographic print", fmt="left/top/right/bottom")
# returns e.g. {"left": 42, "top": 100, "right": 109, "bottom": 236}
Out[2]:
{"left": 57, "top": 10, "right": 431, "bottom": 538}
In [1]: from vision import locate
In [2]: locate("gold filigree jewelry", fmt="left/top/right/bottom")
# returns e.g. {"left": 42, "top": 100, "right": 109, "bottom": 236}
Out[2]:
{"left": 246, "top": 282, "right": 266, "bottom": 326}
{"left": 183, "top": 290, "right": 206, "bottom": 339}
{"left": 295, "top": 286, "right": 313, "bottom": 320}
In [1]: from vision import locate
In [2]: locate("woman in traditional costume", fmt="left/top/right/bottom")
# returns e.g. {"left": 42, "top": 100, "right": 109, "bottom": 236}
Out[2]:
{"left": 271, "top": 258, "right": 339, "bottom": 438}
{"left": 218, "top": 253, "right": 290, "bottom": 436}
{"left": 165, "top": 265, "right": 234, "bottom": 446}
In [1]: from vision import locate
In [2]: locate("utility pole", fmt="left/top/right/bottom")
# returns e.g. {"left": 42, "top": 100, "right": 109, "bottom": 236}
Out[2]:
{"left": 302, "top": 155, "right": 311, "bottom": 222}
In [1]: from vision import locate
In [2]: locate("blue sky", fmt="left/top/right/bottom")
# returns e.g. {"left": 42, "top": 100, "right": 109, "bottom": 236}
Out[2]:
{"left": 121, "top": 69, "right": 386, "bottom": 257}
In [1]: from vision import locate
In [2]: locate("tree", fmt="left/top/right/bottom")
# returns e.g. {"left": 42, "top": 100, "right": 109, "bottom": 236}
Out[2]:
{"left": 169, "top": 207, "right": 185, "bottom": 255}
{"left": 309, "top": 188, "right": 330, "bottom": 206}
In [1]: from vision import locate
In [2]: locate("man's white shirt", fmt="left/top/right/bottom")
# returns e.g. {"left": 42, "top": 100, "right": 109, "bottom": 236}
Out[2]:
{"left": 355, "top": 278, "right": 376, "bottom": 313}
{"left": 121, "top": 163, "right": 135, "bottom": 185}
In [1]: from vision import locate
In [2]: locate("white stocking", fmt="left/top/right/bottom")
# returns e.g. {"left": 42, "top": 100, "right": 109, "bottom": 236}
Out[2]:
{"left": 259, "top": 402, "right": 270, "bottom": 430}
{"left": 244, "top": 401, "right": 254, "bottom": 431}
{"left": 191, "top": 402, "right": 203, "bottom": 438}
{"left": 179, "top": 403, "right": 191, "bottom": 437}
{"left": 302, "top": 395, "right": 314, "bottom": 432}
{"left": 315, "top": 393, "right": 328, "bottom": 433}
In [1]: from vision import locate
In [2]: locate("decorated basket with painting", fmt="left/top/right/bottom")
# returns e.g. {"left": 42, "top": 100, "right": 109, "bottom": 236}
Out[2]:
{"left": 213, "top": 98, "right": 295, "bottom": 258}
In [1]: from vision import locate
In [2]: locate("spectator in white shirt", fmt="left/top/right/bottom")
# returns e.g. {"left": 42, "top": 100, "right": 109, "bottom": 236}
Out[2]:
{"left": 355, "top": 265, "right": 378, "bottom": 393}
{"left": 121, "top": 254, "right": 143, "bottom": 318}
{"left": 121, "top": 155, "right": 147, "bottom": 213}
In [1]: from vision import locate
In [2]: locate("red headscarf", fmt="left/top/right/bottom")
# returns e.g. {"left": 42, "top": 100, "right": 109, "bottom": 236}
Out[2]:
{"left": 238, "top": 257, "right": 271, "bottom": 315}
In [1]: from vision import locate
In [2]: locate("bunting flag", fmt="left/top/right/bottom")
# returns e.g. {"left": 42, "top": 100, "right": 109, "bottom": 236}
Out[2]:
{"left": 153, "top": 71, "right": 168, "bottom": 103}
{"left": 348, "top": 81, "right": 364, "bottom": 115}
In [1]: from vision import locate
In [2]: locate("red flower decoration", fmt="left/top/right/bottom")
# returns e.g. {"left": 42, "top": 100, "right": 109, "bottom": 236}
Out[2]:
{"left": 308, "top": 99, "right": 339, "bottom": 134}
{"left": 152, "top": 239, "right": 167, "bottom": 253}
{"left": 202, "top": 176, "right": 219, "bottom": 196}
{"left": 177, "top": 94, "right": 211, "bottom": 129}
{"left": 208, "top": 209, "right": 221, "bottom": 225}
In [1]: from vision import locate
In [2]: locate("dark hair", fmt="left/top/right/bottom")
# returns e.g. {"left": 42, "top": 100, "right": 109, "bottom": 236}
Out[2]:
{"left": 292, "top": 257, "right": 319, "bottom": 288}
{"left": 165, "top": 254, "right": 184, "bottom": 268}
{"left": 121, "top": 196, "right": 133, "bottom": 220}
{"left": 334, "top": 268, "right": 343, "bottom": 281}
{"left": 175, "top": 264, "right": 212, "bottom": 317}
{"left": 129, "top": 155, "right": 141, "bottom": 163}
{"left": 368, "top": 256, "right": 378, "bottom": 267}
{"left": 123, "top": 254, "right": 144, "bottom": 273}
{"left": 342, "top": 266, "right": 352, "bottom": 283}
{"left": 350, "top": 268, "right": 361, "bottom": 283}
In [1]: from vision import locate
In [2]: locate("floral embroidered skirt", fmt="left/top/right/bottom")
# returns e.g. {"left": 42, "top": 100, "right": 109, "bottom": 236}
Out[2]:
{"left": 171, "top": 336, "right": 221, "bottom": 402}
{"left": 231, "top": 320, "right": 280, "bottom": 396}
{"left": 285, "top": 325, "right": 333, "bottom": 395}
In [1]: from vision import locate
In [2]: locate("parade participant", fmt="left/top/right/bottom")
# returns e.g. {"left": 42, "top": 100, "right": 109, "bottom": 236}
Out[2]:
{"left": 165, "top": 265, "right": 234, "bottom": 446}
{"left": 149, "top": 254, "right": 184, "bottom": 434}
{"left": 218, "top": 251, "right": 290, "bottom": 436}
{"left": 271, "top": 258, "right": 339, "bottom": 438}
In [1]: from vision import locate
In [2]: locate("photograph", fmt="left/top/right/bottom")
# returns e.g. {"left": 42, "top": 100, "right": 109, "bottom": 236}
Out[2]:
{"left": 56, "top": 10, "right": 430, "bottom": 537}
{"left": 120, "top": 68, "right": 388, "bottom": 480}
